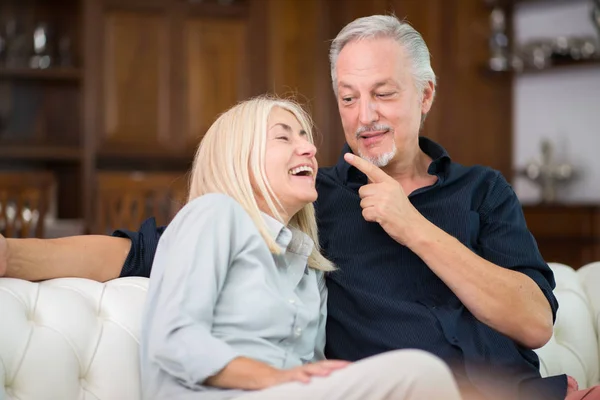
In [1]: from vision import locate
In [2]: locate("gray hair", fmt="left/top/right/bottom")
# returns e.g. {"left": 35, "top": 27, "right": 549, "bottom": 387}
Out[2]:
{"left": 329, "top": 15, "right": 437, "bottom": 99}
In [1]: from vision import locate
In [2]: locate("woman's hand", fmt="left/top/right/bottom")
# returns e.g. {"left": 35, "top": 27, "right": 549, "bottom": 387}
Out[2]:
{"left": 265, "top": 360, "right": 351, "bottom": 387}
{"left": 205, "top": 357, "right": 350, "bottom": 390}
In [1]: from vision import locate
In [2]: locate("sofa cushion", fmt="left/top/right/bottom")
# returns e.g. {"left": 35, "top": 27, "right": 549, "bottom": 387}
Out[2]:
{"left": 535, "top": 263, "right": 600, "bottom": 389}
{"left": 2, "top": 263, "right": 600, "bottom": 399}
{"left": 0, "top": 277, "right": 148, "bottom": 400}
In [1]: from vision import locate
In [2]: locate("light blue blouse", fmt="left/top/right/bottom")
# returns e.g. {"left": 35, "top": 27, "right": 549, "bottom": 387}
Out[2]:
{"left": 140, "top": 193, "right": 327, "bottom": 400}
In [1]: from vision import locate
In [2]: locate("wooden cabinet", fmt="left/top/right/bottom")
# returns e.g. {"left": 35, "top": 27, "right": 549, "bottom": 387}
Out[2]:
{"left": 2, "top": 0, "right": 517, "bottom": 235}
{"left": 96, "top": 2, "right": 249, "bottom": 157}
{"left": 101, "top": 11, "right": 171, "bottom": 154}
{"left": 183, "top": 18, "right": 248, "bottom": 149}
{"left": 523, "top": 205, "right": 600, "bottom": 269}
{"left": 0, "top": 0, "right": 84, "bottom": 221}
{"left": 82, "top": 0, "right": 252, "bottom": 231}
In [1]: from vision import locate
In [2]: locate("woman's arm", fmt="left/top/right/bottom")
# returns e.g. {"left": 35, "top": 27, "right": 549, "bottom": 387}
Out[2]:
{"left": 0, "top": 233, "right": 129, "bottom": 282}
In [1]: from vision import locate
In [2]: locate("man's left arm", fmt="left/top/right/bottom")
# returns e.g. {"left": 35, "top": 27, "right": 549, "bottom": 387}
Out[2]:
{"left": 405, "top": 181, "right": 555, "bottom": 350}
{"left": 344, "top": 153, "right": 555, "bottom": 350}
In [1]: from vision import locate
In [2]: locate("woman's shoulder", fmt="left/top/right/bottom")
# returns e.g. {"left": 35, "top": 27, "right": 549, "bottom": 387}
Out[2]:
{"left": 181, "top": 193, "right": 247, "bottom": 217}
{"left": 168, "top": 193, "right": 253, "bottom": 235}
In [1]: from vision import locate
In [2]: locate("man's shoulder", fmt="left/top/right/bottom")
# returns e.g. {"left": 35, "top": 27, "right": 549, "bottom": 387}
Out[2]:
{"left": 316, "top": 166, "right": 340, "bottom": 184}
{"left": 446, "top": 162, "right": 520, "bottom": 216}
{"left": 446, "top": 162, "right": 507, "bottom": 189}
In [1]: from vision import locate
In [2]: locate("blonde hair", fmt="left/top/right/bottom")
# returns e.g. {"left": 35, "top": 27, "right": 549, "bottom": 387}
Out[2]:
{"left": 188, "top": 95, "right": 334, "bottom": 272}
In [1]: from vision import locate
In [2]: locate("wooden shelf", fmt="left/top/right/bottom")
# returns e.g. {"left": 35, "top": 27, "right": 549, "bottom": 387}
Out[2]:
{"left": 482, "top": 57, "right": 600, "bottom": 75}
{"left": 0, "top": 68, "right": 82, "bottom": 82}
{"left": 104, "top": 0, "right": 248, "bottom": 18}
{"left": 486, "top": 0, "right": 581, "bottom": 7}
{"left": 0, "top": 145, "right": 82, "bottom": 161}
{"left": 186, "top": 1, "right": 249, "bottom": 18}
{"left": 523, "top": 204, "right": 600, "bottom": 269}
{"left": 96, "top": 147, "right": 193, "bottom": 171}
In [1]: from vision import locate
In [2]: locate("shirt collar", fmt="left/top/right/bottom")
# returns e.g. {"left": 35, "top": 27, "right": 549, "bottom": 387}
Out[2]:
{"left": 334, "top": 136, "right": 451, "bottom": 186}
{"left": 261, "top": 213, "right": 314, "bottom": 258}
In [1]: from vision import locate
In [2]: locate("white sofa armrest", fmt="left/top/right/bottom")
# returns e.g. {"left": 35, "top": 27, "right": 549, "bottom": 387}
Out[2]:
{"left": 534, "top": 263, "right": 600, "bottom": 389}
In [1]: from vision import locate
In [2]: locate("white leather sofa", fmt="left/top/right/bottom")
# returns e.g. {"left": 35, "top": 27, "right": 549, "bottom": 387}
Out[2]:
{"left": 1, "top": 263, "right": 599, "bottom": 400}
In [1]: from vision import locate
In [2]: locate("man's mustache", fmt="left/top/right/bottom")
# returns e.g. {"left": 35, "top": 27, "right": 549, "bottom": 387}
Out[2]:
{"left": 355, "top": 124, "right": 393, "bottom": 139}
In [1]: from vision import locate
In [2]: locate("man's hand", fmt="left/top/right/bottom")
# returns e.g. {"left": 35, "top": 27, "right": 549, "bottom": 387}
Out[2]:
{"left": 0, "top": 233, "right": 7, "bottom": 277}
{"left": 266, "top": 360, "right": 350, "bottom": 387}
{"left": 344, "top": 153, "right": 426, "bottom": 245}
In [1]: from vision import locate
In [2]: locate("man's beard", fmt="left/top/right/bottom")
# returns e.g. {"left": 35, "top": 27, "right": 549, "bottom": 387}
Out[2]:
{"left": 355, "top": 124, "right": 396, "bottom": 168}
{"left": 358, "top": 140, "right": 397, "bottom": 168}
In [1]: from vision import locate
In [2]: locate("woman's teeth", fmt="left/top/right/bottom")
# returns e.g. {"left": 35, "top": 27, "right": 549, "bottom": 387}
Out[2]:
{"left": 288, "top": 166, "right": 313, "bottom": 176}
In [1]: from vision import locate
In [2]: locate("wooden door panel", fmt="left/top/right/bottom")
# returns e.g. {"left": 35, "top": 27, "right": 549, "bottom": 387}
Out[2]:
{"left": 102, "top": 11, "right": 170, "bottom": 152}
{"left": 184, "top": 18, "right": 247, "bottom": 147}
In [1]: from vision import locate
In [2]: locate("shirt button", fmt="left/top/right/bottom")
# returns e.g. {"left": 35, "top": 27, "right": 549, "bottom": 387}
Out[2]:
{"left": 295, "top": 327, "right": 302, "bottom": 336}
{"left": 288, "top": 299, "right": 296, "bottom": 304}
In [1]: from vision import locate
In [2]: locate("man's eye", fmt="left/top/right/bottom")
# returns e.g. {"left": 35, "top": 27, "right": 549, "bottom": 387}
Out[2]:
{"left": 376, "top": 93, "right": 393, "bottom": 98}
{"left": 341, "top": 97, "right": 353, "bottom": 103}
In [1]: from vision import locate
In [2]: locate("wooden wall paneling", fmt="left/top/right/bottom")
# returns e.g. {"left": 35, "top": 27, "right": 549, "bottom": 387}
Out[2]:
{"left": 523, "top": 205, "right": 600, "bottom": 269}
{"left": 183, "top": 18, "right": 248, "bottom": 149}
{"left": 101, "top": 10, "right": 171, "bottom": 154}
{"left": 442, "top": 0, "right": 512, "bottom": 178}
{"left": 102, "top": 0, "right": 168, "bottom": 10}
{"left": 246, "top": 0, "right": 269, "bottom": 97}
{"left": 83, "top": 0, "right": 102, "bottom": 232}
{"left": 52, "top": 163, "right": 82, "bottom": 219}
{"left": 267, "top": 0, "right": 319, "bottom": 102}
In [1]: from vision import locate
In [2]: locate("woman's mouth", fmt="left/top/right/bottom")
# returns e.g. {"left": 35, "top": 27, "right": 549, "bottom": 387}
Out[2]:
{"left": 288, "top": 165, "right": 314, "bottom": 178}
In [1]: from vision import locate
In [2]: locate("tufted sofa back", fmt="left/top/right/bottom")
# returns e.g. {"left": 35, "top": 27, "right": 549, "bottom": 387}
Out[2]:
{"left": 0, "top": 277, "right": 148, "bottom": 400}
{"left": 535, "top": 262, "right": 600, "bottom": 388}
{"left": 1, "top": 264, "right": 600, "bottom": 399}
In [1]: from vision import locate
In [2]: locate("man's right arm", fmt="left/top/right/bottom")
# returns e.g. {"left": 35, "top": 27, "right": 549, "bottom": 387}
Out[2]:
{"left": 1, "top": 217, "right": 165, "bottom": 282}
{"left": 2, "top": 234, "right": 130, "bottom": 282}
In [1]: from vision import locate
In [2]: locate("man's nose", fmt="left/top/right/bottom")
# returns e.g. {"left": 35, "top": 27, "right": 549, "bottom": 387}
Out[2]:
{"left": 359, "top": 99, "right": 378, "bottom": 125}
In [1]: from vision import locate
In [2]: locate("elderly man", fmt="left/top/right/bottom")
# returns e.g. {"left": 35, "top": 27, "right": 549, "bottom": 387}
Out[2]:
{"left": 2, "top": 14, "right": 598, "bottom": 400}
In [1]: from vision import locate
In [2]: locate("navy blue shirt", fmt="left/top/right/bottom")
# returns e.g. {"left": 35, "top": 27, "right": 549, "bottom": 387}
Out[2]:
{"left": 115, "top": 137, "right": 567, "bottom": 400}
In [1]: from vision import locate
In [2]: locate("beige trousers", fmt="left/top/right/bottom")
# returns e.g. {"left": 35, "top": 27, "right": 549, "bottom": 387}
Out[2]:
{"left": 234, "top": 349, "right": 462, "bottom": 400}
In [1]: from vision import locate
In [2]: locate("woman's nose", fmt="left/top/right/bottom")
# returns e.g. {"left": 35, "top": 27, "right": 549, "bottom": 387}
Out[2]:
{"left": 297, "top": 139, "right": 317, "bottom": 157}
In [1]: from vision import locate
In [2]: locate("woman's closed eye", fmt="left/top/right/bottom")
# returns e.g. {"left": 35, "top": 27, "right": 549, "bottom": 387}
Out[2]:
{"left": 276, "top": 135, "right": 290, "bottom": 141}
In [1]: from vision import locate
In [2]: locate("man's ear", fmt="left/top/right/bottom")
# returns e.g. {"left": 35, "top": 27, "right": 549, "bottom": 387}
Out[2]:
{"left": 421, "top": 81, "right": 435, "bottom": 114}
